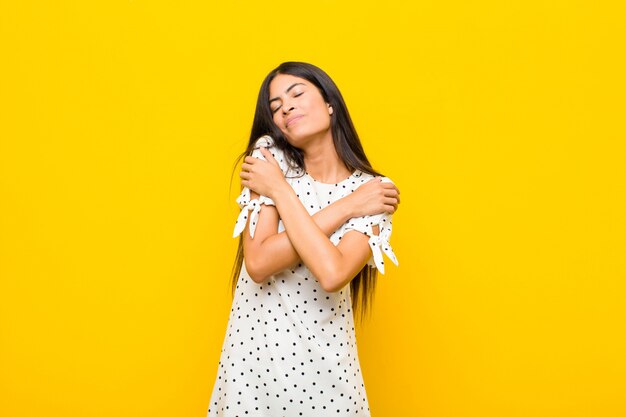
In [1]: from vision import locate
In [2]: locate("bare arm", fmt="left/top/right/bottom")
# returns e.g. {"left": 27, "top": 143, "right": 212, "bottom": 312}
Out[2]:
{"left": 242, "top": 173, "right": 399, "bottom": 284}
{"left": 270, "top": 184, "right": 378, "bottom": 292}
{"left": 240, "top": 147, "right": 398, "bottom": 292}
{"left": 243, "top": 189, "right": 356, "bottom": 283}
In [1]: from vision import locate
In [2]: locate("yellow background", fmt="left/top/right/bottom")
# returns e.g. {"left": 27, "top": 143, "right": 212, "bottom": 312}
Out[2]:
{"left": 1, "top": 1, "right": 625, "bottom": 416}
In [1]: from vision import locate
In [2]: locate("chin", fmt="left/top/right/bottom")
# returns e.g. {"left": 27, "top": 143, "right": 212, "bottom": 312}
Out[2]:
{"left": 282, "top": 131, "right": 304, "bottom": 145}
{"left": 283, "top": 129, "right": 320, "bottom": 145}
{"left": 283, "top": 136, "right": 304, "bottom": 149}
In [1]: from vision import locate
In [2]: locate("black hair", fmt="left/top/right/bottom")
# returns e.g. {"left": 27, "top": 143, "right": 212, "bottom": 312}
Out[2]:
{"left": 229, "top": 62, "right": 384, "bottom": 323}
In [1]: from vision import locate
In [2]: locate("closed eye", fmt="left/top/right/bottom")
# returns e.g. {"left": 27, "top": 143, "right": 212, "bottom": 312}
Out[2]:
{"left": 271, "top": 92, "right": 304, "bottom": 113}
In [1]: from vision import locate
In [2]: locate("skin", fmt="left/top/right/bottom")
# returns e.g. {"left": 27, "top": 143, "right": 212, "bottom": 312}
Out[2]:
{"left": 239, "top": 73, "right": 400, "bottom": 292}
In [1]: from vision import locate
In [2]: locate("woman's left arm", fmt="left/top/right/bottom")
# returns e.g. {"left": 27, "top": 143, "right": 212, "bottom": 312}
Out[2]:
{"left": 273, "top": 184, "right": 379, "bottom": 292}
{"left": 241, "top": 147, "right": 379, "bottom": 292}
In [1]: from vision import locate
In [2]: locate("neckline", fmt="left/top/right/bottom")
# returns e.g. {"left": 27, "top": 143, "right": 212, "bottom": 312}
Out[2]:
{"left": 305, "top": 170, "right": 360, "bottom": 186}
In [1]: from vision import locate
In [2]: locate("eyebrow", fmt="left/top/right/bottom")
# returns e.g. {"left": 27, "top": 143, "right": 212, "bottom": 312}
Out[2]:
{"left": 269, "top": 83, "right": 305, "bottom": 103}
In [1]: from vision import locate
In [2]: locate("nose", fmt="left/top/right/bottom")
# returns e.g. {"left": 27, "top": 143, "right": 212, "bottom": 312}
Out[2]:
{"left": 281, "top": 103, "right": 295, "bottom": 115}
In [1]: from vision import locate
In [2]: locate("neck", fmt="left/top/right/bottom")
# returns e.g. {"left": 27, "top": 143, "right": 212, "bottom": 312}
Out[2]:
{"left": 301, "top": 134, "right": 351, "bottom": 183}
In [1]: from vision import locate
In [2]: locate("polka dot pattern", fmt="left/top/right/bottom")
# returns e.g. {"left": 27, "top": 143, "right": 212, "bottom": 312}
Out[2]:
{"left": 208, "top": 137, "right": 398, "bottom": 416}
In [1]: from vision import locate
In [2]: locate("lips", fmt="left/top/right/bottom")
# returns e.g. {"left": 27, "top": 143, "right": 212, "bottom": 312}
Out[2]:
{"left": 286, "top": 115, "right": 304, "bottom": 127}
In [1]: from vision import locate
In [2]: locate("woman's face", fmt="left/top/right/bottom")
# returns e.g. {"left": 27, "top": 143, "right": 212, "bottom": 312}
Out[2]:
{"left": 268, "top": 73, "right": 333, "bottom": 147}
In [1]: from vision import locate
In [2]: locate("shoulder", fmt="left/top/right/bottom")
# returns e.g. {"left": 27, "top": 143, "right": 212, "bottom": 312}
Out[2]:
{"left": 252, "top": 135, "right": 274, "bottom": 150}
{"left": 352, "top": 170, "right": 395, "bottom": 187}
{"left": 250, "top": 135, "right": 281, "bottom": 158}
{"left": 251, "top": 135, "right": 286, "bottom": 159}
{"left": 250, "top": 135, "right": 290, "bottom": 174}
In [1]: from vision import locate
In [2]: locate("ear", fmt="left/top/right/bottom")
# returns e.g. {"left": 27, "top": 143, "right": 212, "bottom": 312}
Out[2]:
{"left": 327, "top": 103, "right": 333, "bottom": 115}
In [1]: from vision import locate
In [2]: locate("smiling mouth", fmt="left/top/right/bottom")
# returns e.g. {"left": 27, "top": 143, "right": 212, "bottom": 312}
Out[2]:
{"left": 286, "top": 115, "right": 304, "bottom": 127}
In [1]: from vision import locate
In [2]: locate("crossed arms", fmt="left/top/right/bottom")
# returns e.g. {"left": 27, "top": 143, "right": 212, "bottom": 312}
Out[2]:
{"left": 239, "top": 149, "right": 399, "bottom": 292}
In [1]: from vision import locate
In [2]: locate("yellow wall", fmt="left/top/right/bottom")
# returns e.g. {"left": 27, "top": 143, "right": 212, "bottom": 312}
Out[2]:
{"left": 1, "top": 1, "right": 625, "bottom": 416}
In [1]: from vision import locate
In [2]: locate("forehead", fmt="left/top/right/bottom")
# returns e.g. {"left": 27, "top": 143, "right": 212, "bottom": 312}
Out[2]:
{"left": 268, "top": 74, "right": 312, "bottom": 96}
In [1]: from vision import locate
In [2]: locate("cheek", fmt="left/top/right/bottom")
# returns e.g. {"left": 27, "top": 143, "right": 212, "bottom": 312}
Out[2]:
{"left": 313, "top": 109, "right": 332, "bottom": 128}
{"left": 272, "top": 113, "right": 284, "bottom": 128}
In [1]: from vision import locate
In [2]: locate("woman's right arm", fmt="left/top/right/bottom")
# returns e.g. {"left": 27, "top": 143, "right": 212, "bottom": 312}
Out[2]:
{"left": 243, "top": 179, "right": 399, "bottom": 283}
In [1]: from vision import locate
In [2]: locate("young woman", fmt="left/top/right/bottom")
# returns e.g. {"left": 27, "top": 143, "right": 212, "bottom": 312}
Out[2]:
{"left": 207, "top": 62, "right": 400, "bottom": 417}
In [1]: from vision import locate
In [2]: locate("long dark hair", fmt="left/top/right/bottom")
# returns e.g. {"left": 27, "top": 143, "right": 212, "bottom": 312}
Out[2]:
{"left": 229, "top": 61, "right": 384, "bottom": 323}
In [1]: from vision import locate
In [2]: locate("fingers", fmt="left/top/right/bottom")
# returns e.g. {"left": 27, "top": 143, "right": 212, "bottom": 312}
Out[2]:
{"left": 259, "top": 147, "right": 279, "bottom": 166}
{"left": 380, "top": 182, "right": 399, "bottom": 191}
{"left": 384, "top": 190, "right": 400, "bottom": 204}
{"left": 379, "top": 179, "right": 400, "bottom": 194}
{"left": 383, "top": 204, "right": 397, "bottom": 214}
{"left": 383, "top": 197, "right": 398, "bottom": 213}
{"left": 382, "top": 188, "right": 400, "bottom": 202}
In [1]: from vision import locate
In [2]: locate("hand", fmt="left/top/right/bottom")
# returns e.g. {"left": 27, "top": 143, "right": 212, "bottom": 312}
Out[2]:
{"left": 240, "top": 147, "right": 287, "bottom": 199}
{"left": 346, "top": 177, "right": 400, "bottom": 217}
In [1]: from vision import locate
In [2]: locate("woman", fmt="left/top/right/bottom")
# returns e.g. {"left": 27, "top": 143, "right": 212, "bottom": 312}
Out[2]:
{"left": 207, "top": 62, "right": 400, "bottom": 417}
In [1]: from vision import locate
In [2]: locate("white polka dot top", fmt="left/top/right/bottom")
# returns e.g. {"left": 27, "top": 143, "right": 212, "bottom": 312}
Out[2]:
{"left": 207, "top": 136, "right": 398, "bottom": 417}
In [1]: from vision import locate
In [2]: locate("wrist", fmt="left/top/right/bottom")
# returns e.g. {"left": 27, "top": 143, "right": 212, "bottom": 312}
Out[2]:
{"left": 270, "top": 180, "right": 293, "bottom": 202}
{"left": 336, "top": 195, "right": 356, "bottom": 220}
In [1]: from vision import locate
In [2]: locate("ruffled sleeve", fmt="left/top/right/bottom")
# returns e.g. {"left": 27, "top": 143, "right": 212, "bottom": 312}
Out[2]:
{"left": 232, "top": 135, "right": 289, "bottom": 238}
{"left": 342, "top": 177, "right": 399, "bottom": 274}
